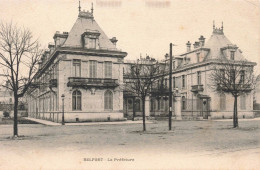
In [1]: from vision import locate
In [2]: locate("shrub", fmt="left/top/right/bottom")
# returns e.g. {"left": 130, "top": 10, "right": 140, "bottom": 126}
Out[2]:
{"left": 3, "top": 111, "right": 9, "bottom": 118}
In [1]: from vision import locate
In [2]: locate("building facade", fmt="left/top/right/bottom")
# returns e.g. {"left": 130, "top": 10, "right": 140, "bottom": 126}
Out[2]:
{"left": 123, "top": 23, "right": 256, "bottom": 120}
{"left": 27, "top": 7, "right": 256, "bottom": 122}
{"left": 27, "top": 7, "right": 127, "bottom": 122}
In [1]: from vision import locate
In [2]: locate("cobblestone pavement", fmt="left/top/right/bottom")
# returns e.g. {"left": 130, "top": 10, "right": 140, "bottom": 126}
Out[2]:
{"left": 0, "top": 120, "right": 259, "bottom": 169}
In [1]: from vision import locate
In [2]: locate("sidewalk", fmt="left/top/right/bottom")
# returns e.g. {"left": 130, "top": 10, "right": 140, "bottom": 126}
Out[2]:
{"left": 25, "top": 117, "right": 61, "bottom": 126}
{"left": 213, "top": 117, "right": 260, "bottom": 122}
{"left": 24, "top": 117, "right": 153, "bottom": 126}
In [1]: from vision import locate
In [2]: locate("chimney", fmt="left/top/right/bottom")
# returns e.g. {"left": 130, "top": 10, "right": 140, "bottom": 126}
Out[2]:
{"left": 199, "top": 35, "right": 205, "bottom": 47}
{"left": 186, "top": 41, "right": 191, "bottom": 52}
{"left": 53, "top": 31, "right": 68, "bottom": 47}
{"left": 48, "top": 43, "right": 55, "bottom": 54}
{"left": 193, "top": 41, "right": 200, "bottom": 49}
{"left": 110, "top": 37, "right": 118, "bottom": 46}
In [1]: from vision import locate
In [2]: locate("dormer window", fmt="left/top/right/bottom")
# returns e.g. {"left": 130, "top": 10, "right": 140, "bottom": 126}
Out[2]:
{"left": 197, "top": 53, "right": 200, "bottom": 63}
{"left": 89, "top": 38, "right": 96, "bottom": 49}
{"left": 230, "top": 51, "right": 235, "bottom": 60}
{"left": 81, "top": 30, "right": 100, "bottom": 49}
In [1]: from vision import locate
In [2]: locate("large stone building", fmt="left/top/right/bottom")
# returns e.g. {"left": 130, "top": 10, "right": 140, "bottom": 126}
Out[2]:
{"left": 123, "top": 23, "right": 256, "bottom": 120}
{"left": 27, "top": 5, "right": 257, "bottom": 122}
{"left": 27, "top": 6, "right": 127, "bottom": 122}
{"left": 254, "top": 75, "right": 260, "bottom": 111}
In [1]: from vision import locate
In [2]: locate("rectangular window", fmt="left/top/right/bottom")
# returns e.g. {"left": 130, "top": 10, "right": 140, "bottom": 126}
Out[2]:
{"left": 197, "top": 71, "right": 201, "bottom": 85}
{"left": 104, "top": 61, "right": 112, "bottom": 78}
{"left": 160, "top": 99, "right": 164, "bottom": 111}
{"left": 89, "top": 38, "right": 96, "bottom": 49}
{"left": 89, "top": 60, "right": 97, "bottom": 78}
{"left": 230, "top": 51, "right": 235, "bottom": 60}
{"left": 164, "top": 78, "right": 168, "bottom": 87}
{"left": 173, "top": 77, "right": 176, "bottom": 88}
{"left": 230, "top": 69, "right": 235, "bottom": 83}
{"left": 240, "top": 70, "right": 245, "bottom": 84}
{"left": 197, "top": 53, "right": 200, "bottom": 63}
{"left": 182, "top": 75, "right": 186, "bottom": 89}
{"left": 220, "top": 69, "right": 225, "bottom": 79}
{"left": 240, "top": 95, "right": 246, "bottom": 110}
{"left": 73, "top": 59, "right": 81, "bottom": 77}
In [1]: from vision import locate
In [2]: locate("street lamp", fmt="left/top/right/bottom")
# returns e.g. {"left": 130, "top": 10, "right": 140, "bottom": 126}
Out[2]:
{"left": 61, "top": 94, "right": 65, "bottom": 125}
{"left": 169, "top": 43, "right": 173, "bottom": 130}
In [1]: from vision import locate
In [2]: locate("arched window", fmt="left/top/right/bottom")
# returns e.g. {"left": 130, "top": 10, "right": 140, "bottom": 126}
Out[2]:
{"left": 105, "top": 90, "right": 113, "bottom": 110}
{"left": 72, "top": 90, "right": 81, "bottom": 110}
{"left": 182, "top": 96, "right": 186, "bottom": 110}
{"left": 240, "top": 94, "right": 246, "bottom": 110}
{"left": 219, "top": 93, "right": 226, "bottom": 110}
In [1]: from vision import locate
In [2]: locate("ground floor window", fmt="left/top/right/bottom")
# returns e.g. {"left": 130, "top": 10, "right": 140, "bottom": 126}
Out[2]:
{"left": 240, "top": 94, "right": 246, "bottom": 110}
{"left": 135, "top": 99, "right": 141, "bottom": 111}
{"left": 219, "top": 93, "right": 226, "bottom": 110}
{"left": 182, "top": 96, "right": 186, "bottom": 110}
{"left": 105, "top": 90, "right": 113, "bottom": 110}
{"left": 72, "top": 90, "right": 81, "bottom": 110}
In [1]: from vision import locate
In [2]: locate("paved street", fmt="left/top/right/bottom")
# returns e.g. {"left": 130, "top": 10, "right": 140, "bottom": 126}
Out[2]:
{"left": 0, "top": 119, "right": 259, "bottom": 169}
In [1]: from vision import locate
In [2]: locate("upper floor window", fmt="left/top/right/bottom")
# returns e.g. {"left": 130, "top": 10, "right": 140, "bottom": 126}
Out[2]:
{"left": 182, "top": 75, "right": 186, "bottom": 89}
{"left": 197, "top": 53, "right": 200, "bottom": 63}
{"left": 89, "top": 38, "right": 96, "bottom": 49}
{"left": 173, "top": 77, "right": 176, "bottom": 88}
{"left": 72, "top": 90, "right": 81, "bottom": 110}
{"left": 89, "top": 60, "right": 97, "bottom": 78}
{"left": 220, "top": 69, "right": 225, "bottom": 80}
{"left": 164, "top": 78, "right": 168, "bottom": 87}
{"left": 104, "top": 61, "right": 112, "bottom": 78}
{"left": 73, "top": 59, "right": 81, "bottom": 77}
{"left": 240, "top": 70, "right": 245, "bottom": 84}
{"left": 197, "top": 71, "right": 201, "bottom": 85}
{"left": 104, "top": 90, "right": 113, "bottom": 110}
{"left": 230, "top": 69, "right": 235, "bottom": 83}
{"left": 230, "top": 51, "right": 235, "bottom": 60}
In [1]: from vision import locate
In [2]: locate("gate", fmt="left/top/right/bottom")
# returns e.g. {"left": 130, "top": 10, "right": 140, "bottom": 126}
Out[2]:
{"left": 181, "top": 98, "right": 211, "bottom": 119}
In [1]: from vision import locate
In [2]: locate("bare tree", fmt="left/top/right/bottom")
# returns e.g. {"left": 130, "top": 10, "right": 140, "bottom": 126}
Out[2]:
{"left": 124, "top": 57, "right": 161, "bottom": 131}
{"left": 209, "top": 59, "right": 256, "bottom": 128}
{"left": 0, "top": 22, "right": 42, "bottom": 137}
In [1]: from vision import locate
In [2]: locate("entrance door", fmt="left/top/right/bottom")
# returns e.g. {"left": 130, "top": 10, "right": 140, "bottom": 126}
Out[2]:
{"left": 202, "top": 99, "right": 209, "bottom": 119}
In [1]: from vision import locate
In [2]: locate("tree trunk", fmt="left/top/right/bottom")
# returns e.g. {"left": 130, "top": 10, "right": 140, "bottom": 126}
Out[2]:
{"left": 13, "top": 95, "right": 19, "bottom": 137}
{"left": 142, "top": 96, "right": 146, "bottom": 131}
{"left": 233, "top": 95, "right": 238, "bottom": 128}
{"left": 132, "top": 97, "right": 136, "bottom": 121}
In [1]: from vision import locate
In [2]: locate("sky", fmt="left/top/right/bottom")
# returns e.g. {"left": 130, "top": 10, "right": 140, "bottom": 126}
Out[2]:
{"left": 0, "top": 0, "right": 259, "bottom": 75}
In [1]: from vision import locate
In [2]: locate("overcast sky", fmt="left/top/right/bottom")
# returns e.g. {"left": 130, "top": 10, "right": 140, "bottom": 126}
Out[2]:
{"left": 0, "top": 0, "right": 259, "bottom": 74}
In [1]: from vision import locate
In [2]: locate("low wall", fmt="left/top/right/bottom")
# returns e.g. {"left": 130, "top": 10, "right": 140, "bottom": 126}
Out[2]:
{"left": 30, "top": 112, "right": 125, "bottom": 123}
{"left": 210, "top": 111, "right": 254, "bottom": 119}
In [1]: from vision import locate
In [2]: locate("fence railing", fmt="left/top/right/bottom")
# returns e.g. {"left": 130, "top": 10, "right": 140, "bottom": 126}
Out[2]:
{"left": 67, "top": 77, "right": 119, "bottom": 87}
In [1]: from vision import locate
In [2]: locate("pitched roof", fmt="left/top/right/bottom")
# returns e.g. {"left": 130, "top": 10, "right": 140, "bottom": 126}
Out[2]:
{"left": 63, "top": 11, "right": 116, "bottom": 50}
{"left": 204, "top": 28, "right": 245, "bottom": 61}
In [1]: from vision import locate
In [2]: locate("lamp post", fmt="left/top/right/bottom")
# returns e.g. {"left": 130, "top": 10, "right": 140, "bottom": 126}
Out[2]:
{"left": 169, "top": 43, "right": 173, "bottom": 130}
{"left": 61, "top": 94, "right": 65, "bottom": 125}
